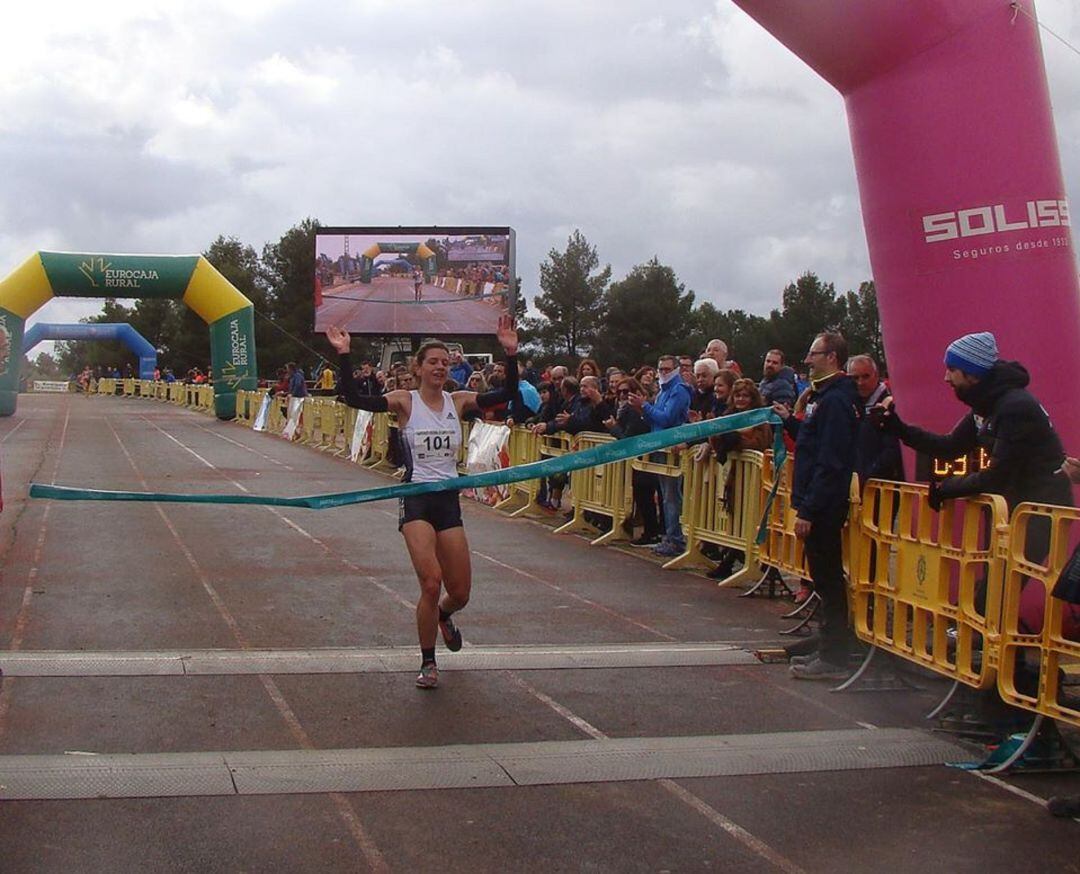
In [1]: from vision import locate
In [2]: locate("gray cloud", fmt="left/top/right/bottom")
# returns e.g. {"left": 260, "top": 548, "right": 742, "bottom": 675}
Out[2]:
{"left": 2, "top": 0, "right": 1077, "bottom": 351}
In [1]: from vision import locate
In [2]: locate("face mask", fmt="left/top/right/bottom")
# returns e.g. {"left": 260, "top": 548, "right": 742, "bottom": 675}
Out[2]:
{"left": 658, "top": 368, "right": 678, "bottom": 386}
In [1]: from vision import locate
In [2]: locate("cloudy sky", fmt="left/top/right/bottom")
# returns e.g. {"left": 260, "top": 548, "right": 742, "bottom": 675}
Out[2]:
{"left": 3, "top": 0, "right": 1078, "bottom": 355}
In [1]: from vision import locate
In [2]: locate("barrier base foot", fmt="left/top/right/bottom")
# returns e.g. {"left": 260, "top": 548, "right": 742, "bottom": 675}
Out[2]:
{"left": 831, "top": 648, "right": 923, "bottom": 693}
{"left": 738, "top": 566, "right": 791, "bottom": 599}
{"left": 926, "top": 679, "right": 961, "bottom": 720}
{"left": 663, "top": 544, "right": 713, "bottom": 571}
{"left": 985, "top": 717, "right": 1079, "bottom": 774}
{"left": 779, "top": 592, "right": 820, "bottom": 635}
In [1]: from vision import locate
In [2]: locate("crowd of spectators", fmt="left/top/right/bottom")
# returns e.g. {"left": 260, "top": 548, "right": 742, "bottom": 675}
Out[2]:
{"left": 438, "top": 263, "right": 510, "bottom": 287}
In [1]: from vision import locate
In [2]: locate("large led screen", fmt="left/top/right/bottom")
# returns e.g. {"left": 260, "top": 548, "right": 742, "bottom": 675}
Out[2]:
{"left": 314, "top": 226, "right": 515, "bottom": 336}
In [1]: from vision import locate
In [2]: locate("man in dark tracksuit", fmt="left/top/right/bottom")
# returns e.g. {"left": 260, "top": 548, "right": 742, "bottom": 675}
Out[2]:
{"left": 880, "top": 331, "right": 1072, "bottom": 563}
{"left": 774, "top": 332, "right": 861, "bottom": 680}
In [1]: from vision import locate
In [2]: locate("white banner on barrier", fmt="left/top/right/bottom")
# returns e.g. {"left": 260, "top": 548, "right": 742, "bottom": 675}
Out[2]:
{"left": 252, "top": 395, "right": 272, "bottom": 432}
{"left": 32, "top": 380, "right": 71, "bottom": 393}
{"left": 464, "top": 421, "right": 511, "bottom": 504}
{"left": 282, "top": 397, "right": 304, "bottom": 440}
{"left": 350, "top": 410, "right": 373, "bottom": 462}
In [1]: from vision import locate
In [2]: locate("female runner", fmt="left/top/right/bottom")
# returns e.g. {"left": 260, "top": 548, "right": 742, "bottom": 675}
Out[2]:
{"left": 327, "top": 316, "right": 519, "bottom": 689}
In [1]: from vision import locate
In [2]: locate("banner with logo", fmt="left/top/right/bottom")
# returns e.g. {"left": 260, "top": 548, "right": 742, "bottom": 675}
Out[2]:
{"left": 32, "top": 380, "right": 70, "bottom": 393}
{"left": 209, "top": 307, "right": 258, "bottom": 420}
{"left": 350, "top": 410, "right": 373, "bottom": 462}
{"left": 282, "top": 397, "right": 304, "bottom": 441}
{"left": 463, "top": 421, "right": 511, "bottom": 505}
{"left": 252, "top": 394, "right": 272, "bottom": 432}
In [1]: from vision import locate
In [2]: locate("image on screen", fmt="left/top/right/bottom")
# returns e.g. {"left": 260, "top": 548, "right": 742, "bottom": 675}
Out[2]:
{"left": 314, "top": 226, "right": 515, "bottom": 336}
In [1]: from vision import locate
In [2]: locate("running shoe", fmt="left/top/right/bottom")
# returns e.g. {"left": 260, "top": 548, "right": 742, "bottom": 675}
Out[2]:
{"left": 629, "top": 535, "right": 661, "bottom": 548}
{"left": 416, "top": 662, "right": 439, "bottom": 689}
{"left": 789, "top": 658, "right": 848, "bottom": 681}
{"left": 440, "top": 615, "right": 463, "bottom": 652}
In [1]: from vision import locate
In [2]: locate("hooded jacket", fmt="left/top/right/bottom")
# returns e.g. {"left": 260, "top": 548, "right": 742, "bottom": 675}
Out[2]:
{"left": 783, "top": 373, "right": 860, "bottom": 523}
{"left": 643, "top": 376, "right": 692, "bottom": 433}
{"left": 759, "top": 366, "right": 798, "bottom": 407}
{"left": 896, "top": 360, "right": 1071, "bottom": 509}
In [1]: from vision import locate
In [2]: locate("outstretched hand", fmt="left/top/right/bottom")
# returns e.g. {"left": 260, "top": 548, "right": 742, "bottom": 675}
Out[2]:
{"left": 496, "top": 314, "right": 518, "bottom": 355}
{"left": 326, "top": 325, "right": 351, "bottom": 355}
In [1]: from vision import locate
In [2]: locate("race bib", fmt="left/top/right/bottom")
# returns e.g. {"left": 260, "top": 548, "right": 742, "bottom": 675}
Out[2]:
{"left": 414, "top": 428, "right": 456, "bottom": 461}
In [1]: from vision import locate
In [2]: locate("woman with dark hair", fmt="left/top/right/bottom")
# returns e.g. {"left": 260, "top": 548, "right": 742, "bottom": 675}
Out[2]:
{"left": 634, "top": 366, "right": 658, "bottom": 401}
{"left": 327, "top": 316, "right": 519, "bottom": 690}
{"left": 604, "top": 377, "right": 663, "bottom": 547}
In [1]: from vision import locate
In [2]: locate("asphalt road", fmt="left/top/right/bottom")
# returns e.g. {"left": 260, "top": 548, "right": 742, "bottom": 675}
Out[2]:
{"left": 315, "top": 276, "right": 505, "bottom": 336}
{"left": 0, "top": 393, "right": 1076, "bottom": 873}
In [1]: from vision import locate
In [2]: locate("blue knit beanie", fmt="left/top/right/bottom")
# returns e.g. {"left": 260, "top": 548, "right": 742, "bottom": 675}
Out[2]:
{"left": 944, "top": 332, "right": 998, "bottom": 377}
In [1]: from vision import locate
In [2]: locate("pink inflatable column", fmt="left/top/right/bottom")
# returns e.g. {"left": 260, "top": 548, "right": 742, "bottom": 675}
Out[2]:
{"left": 734, "top": 1, "right": 1079, "bottom": 457}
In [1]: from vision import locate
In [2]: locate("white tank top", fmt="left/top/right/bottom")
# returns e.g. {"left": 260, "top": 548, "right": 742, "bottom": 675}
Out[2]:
{"left": 400, "top": 390, "right": 461, "bottom": 483}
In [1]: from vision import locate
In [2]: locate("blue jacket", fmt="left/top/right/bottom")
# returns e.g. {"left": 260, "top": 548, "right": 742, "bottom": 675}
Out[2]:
{"left": 449, "top": 362, "right": 473, "bottom": 387}
{"left": 288, "top": 369, "right": 308, "bottom": 398}
{"left": 783, "top": 374, "right": 859, "bottom": 523}
{"left": 643, "top": 378, "right": 691, "bottom": 432}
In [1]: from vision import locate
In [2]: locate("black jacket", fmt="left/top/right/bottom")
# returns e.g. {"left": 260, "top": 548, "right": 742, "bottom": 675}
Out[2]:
{"left": 558, "top": 395, "right": 614, "bottom": 435}
{"left": 854, "top": 383, "right": 904, "bottom": 486}
{"left": 897, "top": 361, "right": 1072, "bottom": 510}
{"left": 783, "top": 374, "right": 860, "bottom": 523}
{"left": 607, "top": 405, "right": 650, "bottom": 440}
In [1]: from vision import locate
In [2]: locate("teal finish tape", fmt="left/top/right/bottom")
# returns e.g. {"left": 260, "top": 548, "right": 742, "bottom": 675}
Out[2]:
{"left": 30, "top": 409, "right": 787, "bottom": 531}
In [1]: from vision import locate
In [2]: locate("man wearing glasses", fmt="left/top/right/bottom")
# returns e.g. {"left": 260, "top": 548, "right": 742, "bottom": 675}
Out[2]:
{"left": 629, "top": 354, "right": 692, "bottom": 558}
{"left": 772, "top": 332, "right": 860, "bottom": 680}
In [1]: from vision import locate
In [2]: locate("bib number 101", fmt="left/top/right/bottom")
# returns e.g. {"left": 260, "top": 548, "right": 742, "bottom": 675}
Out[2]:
{"left": 423, "top": 434, "right": 452, "bottom": 452}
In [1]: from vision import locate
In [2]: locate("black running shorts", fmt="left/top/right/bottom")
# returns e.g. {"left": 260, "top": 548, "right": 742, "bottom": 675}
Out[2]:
{"left": 398, "top": 491, "right": 463, "bottom": 532}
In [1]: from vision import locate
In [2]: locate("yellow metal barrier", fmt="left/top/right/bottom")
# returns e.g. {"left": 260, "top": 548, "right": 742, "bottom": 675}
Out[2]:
{"left": 265, "top": 395, "right": 289, "bottom": 435}
{"left": 122, "top": 378, "right": 136, "bottom": 397}
{"left": 304, "top": 398, "right": 337, "bottom": 450}
{"left": 363, "top": 412, "right": 393, "bottom": 469}
{"left": 233, "top": 390, "right": 254, "bottom": 424}
{"left": 494, "top": 426, "right": 545, "bottom": 516}
{"left": 851, "top": 479, "right": 1009, "bottom": 690}
{"left": 554, "top": 431, "right": 632, "bottom": 546}
{"left": 668, "top": 450, "right": 765, "bottom": 583}
{"left": 628, "top": 447, "right": 688, "bottom": 569}
{"left": 998, "top": 502, "right": 1080, "bottom": 728}
{"left": 758, "top": 451, "right": 811, "bottom": 580}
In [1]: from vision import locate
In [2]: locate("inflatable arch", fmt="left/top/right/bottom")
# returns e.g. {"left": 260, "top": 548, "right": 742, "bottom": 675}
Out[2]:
{"left": 0, "top": 252, "right": 257, "bottom": 419}
{"left": 24, "top": 323, "right": 158, "bottom": 381}
{"left": 734, "top": 1, "right": 1080, "bottom": 455}
{"left": 359, "top": 241, "right": 437, "bottom": 284}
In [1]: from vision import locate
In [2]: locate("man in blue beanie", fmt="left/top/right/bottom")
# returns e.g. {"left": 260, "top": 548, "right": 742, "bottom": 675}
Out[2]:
{"left": 879, "top": 331, "right": 1072, "bottom": 555}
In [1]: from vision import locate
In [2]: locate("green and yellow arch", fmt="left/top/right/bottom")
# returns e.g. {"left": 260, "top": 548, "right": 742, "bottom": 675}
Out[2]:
{"left": 0, "top": 252, "right": 258, "bottom": 418}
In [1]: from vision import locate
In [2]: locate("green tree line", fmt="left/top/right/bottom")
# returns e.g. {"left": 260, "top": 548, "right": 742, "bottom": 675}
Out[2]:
{"left": 29, "top": 222, "right": 884, "bottom": 381}
{"left": 525, "top": 229, "right": 885, "bottom": 374}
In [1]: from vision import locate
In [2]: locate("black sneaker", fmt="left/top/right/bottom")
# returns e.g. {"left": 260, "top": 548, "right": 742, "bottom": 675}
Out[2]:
{"left": 440, "top": 615, "right": 463, "bottom": 652}
{"left": 629, "top": 535, "right": 661, "bottom": 548}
